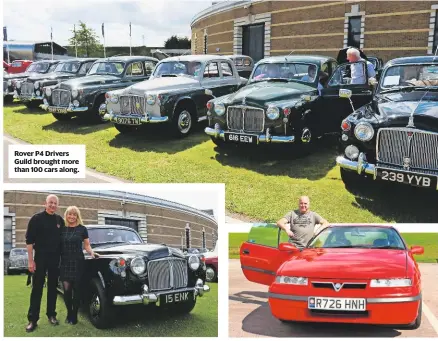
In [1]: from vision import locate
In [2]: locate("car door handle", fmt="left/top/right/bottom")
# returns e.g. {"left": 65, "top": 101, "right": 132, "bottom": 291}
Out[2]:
{"left": 359, "top": 90, "right": 372, "bottom": 95}
{"left": 242, "top": 249, "right": 250, "bottom": 255}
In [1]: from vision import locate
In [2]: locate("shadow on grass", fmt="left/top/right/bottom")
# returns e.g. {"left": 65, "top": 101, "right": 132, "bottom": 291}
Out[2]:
{"left": 108, "top": 124, "right": 210, "bottom": 154}
{"left": 230, "top": 290, "right": 402, "bottom": 337}
{"left": 346, "top": 181, "right": 438, "bottom": 223}
{"left": 42, "top": 117, "right": 112, "bottom": 135}
{"left": 11, "top": 106, "right": 48, "bottom": 114}
{"left": 213, "top": 135, "right": 339, "bottom": 180}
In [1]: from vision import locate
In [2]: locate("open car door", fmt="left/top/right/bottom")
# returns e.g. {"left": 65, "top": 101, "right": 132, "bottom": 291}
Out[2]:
{"left": 240, "top": 224, "right": 292, "bottom": 286}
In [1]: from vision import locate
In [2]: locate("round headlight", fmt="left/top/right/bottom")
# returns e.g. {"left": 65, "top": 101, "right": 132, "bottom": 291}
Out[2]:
{"left": 71, "top": 89, "right": 79, "bottom": 98}
{"left": 73, "top": 100, "right": 80, "bottom": 107}
{"left": 354, "top": 122, "right": 374, "bottom": 141}
{"left": 130, "top": 257, "right": 146, "bottom": 275}
{"left": 16, "top": 81, "right": 21, "bottom": 89}
{"left": 110, "top": 94, "right": 119, "bottom": 104}
{"left": 46, "top": 87, "right": 52, "bottom": 97}
{"left": 34, "top": 81, "right": 40, "bottom": 89}
{"left": 188, "top": 255, "right": 200, "bottom": 271}
{"left": 214, "top": 103, "right": 225, "bottom": 116}
{"left": 7, "top": 80, "right": 12, "bottom": 86}
{"left": 266, "top": 106, "right": 280, "bottom": 120}
{"left": 345, "top": 145, "right": 360, "bottom": 160}
{"left": 146, "top": 94, "right": 156, "bottom": 105}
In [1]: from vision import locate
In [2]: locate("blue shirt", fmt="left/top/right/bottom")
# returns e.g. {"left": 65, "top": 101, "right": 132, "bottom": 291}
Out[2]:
{"left": 351, "top": 59, "right": 376, "bottom": 84}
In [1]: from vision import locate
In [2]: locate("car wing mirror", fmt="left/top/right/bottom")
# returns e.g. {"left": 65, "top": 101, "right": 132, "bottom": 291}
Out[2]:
{"left": 339, "top": 89, "right": 355, "bottom": 112}
{"left": 278, "top": 242, "right": 299, "bottom": 252}
{"left": 410, "top": 246, "right": 424, "bottom": 255}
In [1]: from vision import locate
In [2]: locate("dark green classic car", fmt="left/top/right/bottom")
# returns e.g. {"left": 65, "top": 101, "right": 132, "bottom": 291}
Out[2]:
{"left": 40, "top": 56, "right": 158, "bottom": 122}
{"left": 205, "top": 55, "right": 374, "bottom": 148}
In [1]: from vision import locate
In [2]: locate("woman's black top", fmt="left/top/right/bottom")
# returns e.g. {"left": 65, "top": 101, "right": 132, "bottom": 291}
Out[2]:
{"left": 60, "top": 224, "right": 89, "bottom": 281}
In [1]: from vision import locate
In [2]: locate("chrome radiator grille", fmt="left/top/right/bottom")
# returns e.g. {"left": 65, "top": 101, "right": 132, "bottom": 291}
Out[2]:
{"left": 227, "top": 106, "right": 264, "bottom": 132}
{"left": 11, "top": 259, "right": 27, "bottom": 267}
{"left": 52, "top": 89, "right": 71, "bottom": 107}
{"left": 21, "top": 82, "right": 34, "bottom": 96}
{"left": 119, "top": 95, "right": 145, "bottom": 115}
{"left": 377, "top": 128, "right": 438, "bottom": 172}
{"left": 147, "top": 257, "right": 188, "bottom": 291}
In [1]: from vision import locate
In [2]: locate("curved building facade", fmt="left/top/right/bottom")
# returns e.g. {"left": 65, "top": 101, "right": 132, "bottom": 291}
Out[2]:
{"left": 4, "top": 190, "right": 217, "bottom": 252}
{"left": 191, "top": 1, "right": 438, "bottom": 63}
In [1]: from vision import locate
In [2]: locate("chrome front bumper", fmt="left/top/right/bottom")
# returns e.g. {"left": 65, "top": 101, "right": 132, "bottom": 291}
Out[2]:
{"left": 204, "top": 127, "right": 295, "bottom": 143}
{"left": 40, "top": 103, "right": 88, "bottom": 113}
{"left": 16, "top": 94, "right": 44, "bottom": 101}
{"left": 102, "top": 112, "right": 169, "bottom": 124}
{"left": 336, "top": 153, "right": 376, "bottom": 177}
{"left": 112, "top": 279, "right": 210, "bottom": 306}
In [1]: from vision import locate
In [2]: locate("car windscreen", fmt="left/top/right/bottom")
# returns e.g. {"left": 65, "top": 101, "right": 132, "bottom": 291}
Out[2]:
{"left": 153, "top": 61, "right": 201, "bottom": 77}
{"left": 251, "top": 62, "right": 318, "bottom": 85}
{"left": 88, "top": 228, "right": 143, "bottom": 245}
{"left": 10, "top": 249, "right": 28, "bottom": 256}
{"left": 27, "top": 63, "right": 50, "bottom": 73}
{"left": 88, "top": 62, "right": 125, "bottom": 75}
{"left": 381, "top": 64, "right": 438, "bottom": 89}
{"left": 307, "top": 226, "right": 406, "bottom": 249}
{"left": 54, "top": 61, "right": 81, "bottom": 73}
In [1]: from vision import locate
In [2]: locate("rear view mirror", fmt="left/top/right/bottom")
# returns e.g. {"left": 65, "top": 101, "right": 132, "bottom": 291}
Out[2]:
{"left": 339, "top": 89, "right": 352, "bottom": 99}
{"left": 410, "top": 246, "right": 424, "bottom": 255}
{"left": 279, "top": 242, "right": 299, "bottom": 252}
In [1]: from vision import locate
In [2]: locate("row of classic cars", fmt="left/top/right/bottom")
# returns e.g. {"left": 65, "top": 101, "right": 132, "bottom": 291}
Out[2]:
{"left": 5, "top": 224, "right": 211, "bottom": 329}
{"left": 240, "top": 224, "right": 424, "bottom": 329}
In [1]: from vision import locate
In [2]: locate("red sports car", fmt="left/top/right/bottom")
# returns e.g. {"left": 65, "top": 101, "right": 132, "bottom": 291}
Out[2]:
{"left": 240, "top": 224, "right": 423, "bottom": 329}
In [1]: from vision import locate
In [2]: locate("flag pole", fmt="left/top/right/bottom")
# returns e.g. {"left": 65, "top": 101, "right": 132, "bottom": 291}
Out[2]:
{"left": 50, "top": 26, "right": 54, "bottom": 60}
{"left": 74, "top": 24, "right": 78, "bottom": 58}
{"left": 102, "top": 23, "right": 106, "bottom": 58}
{"left": 4, "top": 26, "right": 10, "bottom": 63}
{"left": 129, "top": 22, "right": 132, "bottom": 56}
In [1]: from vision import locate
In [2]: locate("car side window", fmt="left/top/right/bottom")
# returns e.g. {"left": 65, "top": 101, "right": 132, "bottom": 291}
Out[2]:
{"left": 78, "top": 62, "right": 93, "bottom": 75}
{"left": 328, "top": 62, "right": 367, "bottom": 86}
{"left": 203, "top": 62, "right": 219, "bottom": 78}
{"left": 247, "top": 224, "right": 283, "bottom": 248}
{"left": 144, "top": 61, "right": 156, "bottom": 75}
{"left": 220, "top": 62, "right": 233, "bottom": 77}
{"left": 126, "top": 62, "right": 144, "bottom": 77}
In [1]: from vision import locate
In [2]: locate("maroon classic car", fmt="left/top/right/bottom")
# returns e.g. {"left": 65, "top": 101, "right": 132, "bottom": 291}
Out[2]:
{"left": 204, "top": 244, "right": 218, "bottom": 282}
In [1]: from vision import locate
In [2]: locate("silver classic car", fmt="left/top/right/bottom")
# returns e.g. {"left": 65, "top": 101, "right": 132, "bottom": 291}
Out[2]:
{"left": 6, "top": 248, "right": 28, "bottom": 274}
{"left": 100, "top": 55, "right": 247, "bottom": 137}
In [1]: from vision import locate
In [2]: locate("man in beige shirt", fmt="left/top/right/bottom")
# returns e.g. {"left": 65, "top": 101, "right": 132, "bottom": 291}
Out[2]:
{"left": 277, "top": 196, "right": 329, "bottom": 249}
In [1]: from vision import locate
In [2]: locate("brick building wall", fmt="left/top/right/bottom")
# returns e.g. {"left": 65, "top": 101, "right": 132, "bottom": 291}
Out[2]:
{"left": 191, "top": 0, "right": 438, "bottom": 62}
{"left": 4, "top": 191, "right": 217, "bottom": 250}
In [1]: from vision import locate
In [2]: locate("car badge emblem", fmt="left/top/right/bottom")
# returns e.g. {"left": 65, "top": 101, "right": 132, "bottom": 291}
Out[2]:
{"left": 407, "top": 115, "right": 415, "bottom": 128}
{"left": 242, "top": 97, "right": 246, "bottom": 106}
{"left": 403, "top": 157, "right": 411, "bottom": 169}
{"left": 332, "top": 283, "right": 343, "bottom": 292}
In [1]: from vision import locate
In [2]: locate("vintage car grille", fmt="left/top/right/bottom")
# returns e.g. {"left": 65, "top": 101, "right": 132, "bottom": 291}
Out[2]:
{"left": 21, "top": 82, "right": 34, "bottom": 96}
{"left": 52, "top": 89, "right": 71, "bottom": 107}
{"left": 119, "top": 95, "right": 145, "bottom": 115}
{"left": 377, "top": 128, "right": 438, "bottom": 173}
{"left": 147, "top": 257, "right": 188, "bottom": 291}
{"left": 227, "top": 106, "right": 265, "bottom": 132}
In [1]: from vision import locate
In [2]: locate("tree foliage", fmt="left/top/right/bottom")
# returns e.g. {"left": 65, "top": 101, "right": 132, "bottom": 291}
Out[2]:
{"left": 164, "top": 35, "right": 191, "bottom": 49}
{"left": 68, "top": 21, "right": 103, "bottom": 57}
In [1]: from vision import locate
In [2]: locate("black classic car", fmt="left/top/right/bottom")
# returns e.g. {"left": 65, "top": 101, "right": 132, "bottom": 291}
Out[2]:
{"left": 4, "top": 60, "right": 60, "bottom": 103}
{"left": 368, "top": 56, "right": 384, "bottom": 79}
{"left": 40, "top": 56, "right": 158, "bottom": 122}
{"left": 64, "top": 225, "right": 209, "bottom": 329}
{"left": 205, "top": 55, "right": 374, "bottom": 148}
{"left": 16, "top": 58, "right": 98, "bottom": 108}
{"left": 337, "top": 55, "right": 438, "bottom": 191}
{"left": 101, "top": 55, "right": 247, "bottom": 136}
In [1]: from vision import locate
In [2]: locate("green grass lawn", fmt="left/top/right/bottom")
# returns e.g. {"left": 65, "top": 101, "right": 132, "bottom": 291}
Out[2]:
{"left": 229, "top": 232, "right": 438, "bottom": 262}
{"left": 4, "top": 105, "right": 438, "bottom": 223}
{"left": 4, "top": 275, "right": 217, "bottom": 337}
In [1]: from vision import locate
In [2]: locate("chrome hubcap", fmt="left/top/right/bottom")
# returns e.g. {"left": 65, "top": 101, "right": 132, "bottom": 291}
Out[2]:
{"left": 301, "top": 127, "right": 312, "bottom": 143}
{"left": 206, "top": 268, "right": 215, "bottom": 281}
{"left": 178, "top": 110, "right": 192, "bottom": 134}
{"left": 90, "top": 294, "right": 101, "bottom": 317}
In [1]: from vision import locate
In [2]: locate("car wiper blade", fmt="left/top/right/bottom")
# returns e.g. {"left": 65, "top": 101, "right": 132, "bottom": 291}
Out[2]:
{"left": 252, "top": 77, "right": 288, "bottom": 83}
{"left": 326, "top": 245, "right": 358, "bottom": 248}
{"left": 90, "top": 241, "right": 124, "bottom": 246}
{"left": 372, "top": 246, "right": 405, "bottom": 250}
{"left": 379, "top": 86, "right": 416, "bottom": 94}
{"left": 160, "top": 74, "right": 179, "bottom": 77}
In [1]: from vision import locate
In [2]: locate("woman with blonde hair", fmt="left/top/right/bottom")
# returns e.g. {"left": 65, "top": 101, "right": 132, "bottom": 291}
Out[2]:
{"left": 60, "top": 206, "right": 97, "bottom": 325}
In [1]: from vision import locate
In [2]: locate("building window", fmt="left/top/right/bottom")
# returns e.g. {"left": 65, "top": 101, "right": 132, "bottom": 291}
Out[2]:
{"left": 348, "top": 16, "right": 361, "bottom": 48}
{"left": 105, "top": 217, "right": 139, "bottom": 231}
{"left": 4, "top": 215, "right": 13, "bottom": 252}
{"left": 434, "top": 11, "right": 438, "bottom": 54}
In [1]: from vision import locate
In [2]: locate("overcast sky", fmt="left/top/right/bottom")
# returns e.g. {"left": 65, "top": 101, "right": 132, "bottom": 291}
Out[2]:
{"left": 3, "top": 0, "right": 212, "bottom": 47}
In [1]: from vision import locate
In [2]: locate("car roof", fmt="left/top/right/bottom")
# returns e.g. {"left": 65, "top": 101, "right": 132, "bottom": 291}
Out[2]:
{"left": 57, "top": 58, "right": 98, "bottom": 63}
{"left": 328, "top": 224, "right": 395, "bottom": 229}
{"left": 386, "top": 55, "right": 438, "bottom": 66}
{"left": 87, "top": 224, "right": 137, "bottom": 232}
{"left": 35, "top": 59, "right": 60, "bottom": 64}
{"left": 256, "top": 55, "right": 336, "bottom": 66}
{"left": 94, "top": 56, "right": 158, "bottom": 63}
{"left": 159, "top": 54, "right": 230, "bottom": 63}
